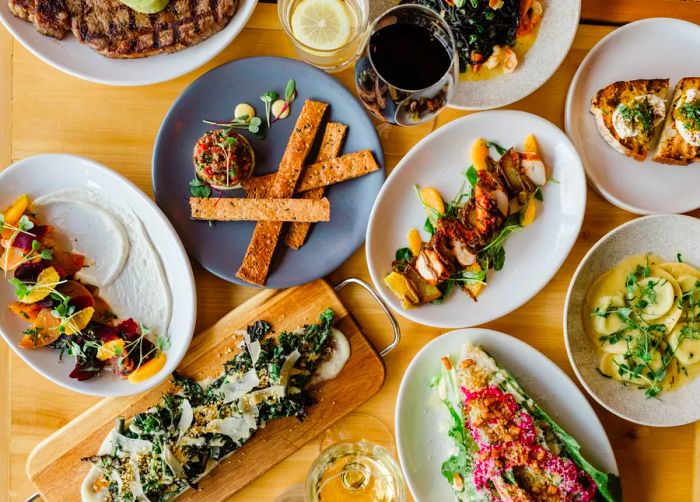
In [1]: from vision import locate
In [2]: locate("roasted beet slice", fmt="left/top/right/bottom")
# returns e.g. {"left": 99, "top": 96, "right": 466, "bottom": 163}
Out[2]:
{"left": 13, "top": 261, "right": 48, "bottom": 282}
{"left": 118, "top": 318, "right": 140, "bottom": 341}
{"left": 69, "top": 360, "right": 104, "bottom": 381}
{"left": 12, "top": 225, "right": 48, "bottom": 251}
{"left": 92, "top": 324, "right": 119, "bottom": 342}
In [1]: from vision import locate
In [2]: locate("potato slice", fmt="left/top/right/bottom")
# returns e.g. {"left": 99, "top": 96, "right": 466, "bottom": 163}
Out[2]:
{"left": 520, "top": 198, "right": 536, "bottom": 226}
{"left": 384, "top": 272, "right": 420, "bottom": 308}
{"left": 463, "top": 263, "right": 485, "bottom": 299}
{"left": 407, "top": 228, "right": 422, "bottom": 257}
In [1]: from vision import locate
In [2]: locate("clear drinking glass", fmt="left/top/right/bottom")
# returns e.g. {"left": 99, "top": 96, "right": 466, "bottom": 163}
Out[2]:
{"left": 354, "top": 4, "right": 458, "bottom": 126}
{"left": 278, "top": 0, "right": 370, "bottom": 72}
{"left": 305, "top": 414, "right": 405, "bottom": 502}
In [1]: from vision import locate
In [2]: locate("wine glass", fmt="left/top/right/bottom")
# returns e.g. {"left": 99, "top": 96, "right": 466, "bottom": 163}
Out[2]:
{"left": 354, "top": 4, "right": 458, "bottom": 127}
{"left": 306, "top": 413, "right": 405, "bottom": 502}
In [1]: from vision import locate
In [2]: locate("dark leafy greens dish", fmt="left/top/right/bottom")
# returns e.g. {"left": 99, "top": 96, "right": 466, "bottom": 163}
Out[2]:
{"left": 385, "top": 135, "right": 548, "bottom": 308}
{"left": 405, "top": 0, "right": 543, "bottom": 78}
{"left": 81, "top": 309, "right": 350, "bottom": 501}
{"left": 435, "top": 343, "right": 622, "bottom": 501}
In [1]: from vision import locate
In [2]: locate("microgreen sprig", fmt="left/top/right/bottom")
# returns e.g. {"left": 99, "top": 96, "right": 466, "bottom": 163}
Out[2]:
{"left": 260, "top": 91, "right": 279, "bottom": 128}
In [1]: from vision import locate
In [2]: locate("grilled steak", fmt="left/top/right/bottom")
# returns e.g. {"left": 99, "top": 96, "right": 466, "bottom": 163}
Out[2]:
{"left": 8, "top": 0, "right": 238, "bottom": 58}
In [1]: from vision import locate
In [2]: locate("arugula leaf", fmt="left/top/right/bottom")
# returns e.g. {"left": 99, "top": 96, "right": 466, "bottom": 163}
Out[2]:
{"left": 465, "top": 165, "right": 478, "bottom": 187}
{"left": 395, "top": 247, "right": 413, "bottom": 262}
{"left": 424, "top": 217, "right": 435, "bottom": 236}
{"left": 486, "top": 141, "right": 507, "bottom": 155}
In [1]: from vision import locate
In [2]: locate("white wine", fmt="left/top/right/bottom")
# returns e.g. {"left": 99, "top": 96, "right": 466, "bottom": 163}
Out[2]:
{"left": 306, "top": 442, "right": 405, "bottom": 502}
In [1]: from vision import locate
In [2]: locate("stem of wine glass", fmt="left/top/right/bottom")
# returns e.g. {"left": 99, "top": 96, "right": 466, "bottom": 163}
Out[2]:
{"left": 318, "top": 412, "right": 396, "bottom": 454}
{"left": 376, "top": 116, "right": 439, "bottom": 158}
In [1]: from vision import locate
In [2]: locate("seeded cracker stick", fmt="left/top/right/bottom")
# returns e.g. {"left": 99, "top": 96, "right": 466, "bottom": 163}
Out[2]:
{"left": 236, "top": 100, "right": 328, "bottom": 286}
{"left": 189, "top": 197, "right": 330, "bottom": 222}
{"left": 240, "top": 150, "right": 379, "bottom": 198}
{"left": 285, "top": 122, "right": 348, "bottom": 249}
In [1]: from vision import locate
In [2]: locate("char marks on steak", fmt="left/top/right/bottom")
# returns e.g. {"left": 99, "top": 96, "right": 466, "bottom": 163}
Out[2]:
{"left": 8, "top": 0, "right": 238, "bottom": 58}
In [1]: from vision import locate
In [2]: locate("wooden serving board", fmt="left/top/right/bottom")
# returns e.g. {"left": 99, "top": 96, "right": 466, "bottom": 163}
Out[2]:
{"left": 26, "top": 279, "right": 385, "bottom": 501}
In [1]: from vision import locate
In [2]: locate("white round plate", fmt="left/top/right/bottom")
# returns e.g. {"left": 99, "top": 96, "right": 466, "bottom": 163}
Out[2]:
{"left": 366, "top": 110, "right": 586, "bottom": 328}
{"left": 0, "top": 0, "right": 257, "bottom": 86}
{"left": 565, "top": 18, "right": 700, "bottom": 215}
{"left": 396, "top": 328, "right": 619, "bottom": 502}
{"left": 0, "top": 154, "right": 196, "bottom": 396}
{"left": 564, "top": 214, "right": 700, "bottom": 426}
{"left": 372, "top": 0, "right": 579, "bottom": 110}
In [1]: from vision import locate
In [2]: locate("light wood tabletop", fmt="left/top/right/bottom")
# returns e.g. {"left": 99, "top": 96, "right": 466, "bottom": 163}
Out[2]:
{"left": 1, "top": 1, "right": 700, "bottom": 501}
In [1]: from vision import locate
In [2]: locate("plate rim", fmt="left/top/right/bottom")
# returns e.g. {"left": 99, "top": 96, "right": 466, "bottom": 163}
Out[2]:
{"left": 0, "top": 153, "right": 197, "bottom": 397}
{"left": 563, "top": 17, "right": 700, "bottom": 215}
{"left": 151, "top": 55, "right": 385, "bottom": 288}
{"left": 563, "top": 212, "right": 700, "bottom": 426}
{"left": 0, "top": 0, "right": 259, "bottom": 86}
{"left": 395, "top": 327, "right": 620, "bottom": 501}
{"left": 447, "top": 0, "right": 581, "bottom": 111}
{"left": 366, "top": 109, "right": 586, "bottom": 328}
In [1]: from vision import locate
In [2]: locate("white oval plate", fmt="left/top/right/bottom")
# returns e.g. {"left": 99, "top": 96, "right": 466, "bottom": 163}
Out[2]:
{"left": 0, "top": 0, "right": 257, "bottom": 86}
{"left": 0, "top": 154, "right": 196, "bottom": 396}
{"left": 395, "top": 328, "right": 619, "bottom": 502}
{"left": 372, "top": 0, "right": 580, "bottom": 110}
{"left": 366, "top": 110, "right": 586, "bottom": 328}
{"left": 564, "top": 214, "right": 700, "bottom": 426}
{"left": 565, "top": 18, "right": 700, "bottom": 215}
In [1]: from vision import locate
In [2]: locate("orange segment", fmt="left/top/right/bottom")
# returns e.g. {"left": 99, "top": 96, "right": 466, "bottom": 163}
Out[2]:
{"left": 128, "top": 353, "right": 167, "bottom": 383}
{"left": 62, "top": 306, "right": 95, "bottom": 335}
{"left": 97, "top": 339, "right": 126, "bottom": 361}
{"left": 420, "top": 187, "right": 445, "bottom": 216}
{"left": 407, "top": 228, "right": 422, "bottom": 257}
{"left": 520, "top": 198, "right": 537, "bottom": 227}
{"left": 470, "top": 138, "right": 490, "bottom": 171}
{"left": 19, "top": 309, "right": 61, "bottom": 348}
{"left": 0, "top": 247, "right": 29, "bottom": 272}
{"left": 19, "top": 267, "right": 60, "bottom": 304}
{"left": 9, "top": 302, "right": 43, "bottom": 322}
{"left": 1, "top": 194, "right": 29, "bottom": 239}
{"left": 464, "top": 263, "right": 484, "bottom": 299}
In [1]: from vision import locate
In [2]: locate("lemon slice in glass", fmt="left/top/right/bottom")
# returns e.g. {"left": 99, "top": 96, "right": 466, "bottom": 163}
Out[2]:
{"left": 291, "top": 0, "right": 352, "bottom": 51}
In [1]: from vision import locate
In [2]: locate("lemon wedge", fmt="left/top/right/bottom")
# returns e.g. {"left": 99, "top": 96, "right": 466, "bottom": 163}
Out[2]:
{"left": 119, "top": 0, "right": 170, "bottom": 14}
{"left": 291, "top": 0, "right": 352, "bottom": 51}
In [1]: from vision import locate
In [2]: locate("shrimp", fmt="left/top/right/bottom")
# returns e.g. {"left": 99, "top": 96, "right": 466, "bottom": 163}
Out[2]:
{"left": 502, "top": 47, "right": 518, "bottom": 74}
{"left": 484, "top": 46, "right": 502, "bottom": 70}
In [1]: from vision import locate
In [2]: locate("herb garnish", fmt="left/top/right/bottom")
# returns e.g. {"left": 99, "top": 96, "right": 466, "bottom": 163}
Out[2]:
{"left": 679, "top": 101, "right": 700, "bottom": 131}
{"left": 260, "top": 91, "right": 279, "bottom": 128}
{"left": 189, "top": 177, "right": 212, "bottom": 198}
{"left": 618, "top": 99, "right": 656, "bottom": 135}
{"left": 202, "top": 116, "right": 265, "bottom": 139}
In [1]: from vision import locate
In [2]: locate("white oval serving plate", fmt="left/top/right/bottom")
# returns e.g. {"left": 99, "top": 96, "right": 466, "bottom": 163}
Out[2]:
{"left": 366, "top": 110, "right": 586, "bottom": 328}
{"left": 396, "top": 328, "right": 619, "bottom": 502}
{"left": 0, "top": 0, "right": 257, "bottom": 86}
{"left": 0, "top": 154, "right": 196, "bottom": 396}
{"left": 565, "top": 18, "right": 700, "bottom": 215}
{"left": 564, "top": 214, "right": 700, "bottom": 426}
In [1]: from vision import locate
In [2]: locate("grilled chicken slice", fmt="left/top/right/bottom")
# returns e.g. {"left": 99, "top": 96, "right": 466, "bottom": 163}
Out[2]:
{"left": 414, "top": 248, "right": 451, "bottom": 285}
{"left": 431, "top": 219, "right": 478, "bottom": 267}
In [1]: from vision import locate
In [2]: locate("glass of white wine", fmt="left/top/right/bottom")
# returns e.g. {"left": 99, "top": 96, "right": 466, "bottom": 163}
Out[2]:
{"left": 278, "top": 0, "right": 369, "bottom": 72}
{"left": 305, "top": 413, "right": 405, "bottom": 502}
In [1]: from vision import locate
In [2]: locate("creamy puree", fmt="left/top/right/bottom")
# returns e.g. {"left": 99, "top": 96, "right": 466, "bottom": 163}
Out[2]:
{"left": 584, "top": 254, "right": 700, "bottom": 394}
{"left": 32, "top": 188, "right": 172, "bottom": 339}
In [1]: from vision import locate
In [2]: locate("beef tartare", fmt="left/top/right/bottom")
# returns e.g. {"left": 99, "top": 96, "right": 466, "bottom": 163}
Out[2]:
{"left": 193, "top": 129, "right": 256, "bottom": 189}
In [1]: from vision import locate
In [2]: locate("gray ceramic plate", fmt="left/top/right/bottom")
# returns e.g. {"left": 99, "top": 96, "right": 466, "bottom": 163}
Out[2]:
{"left": 372, "top": 0, "right": 580, "bottom": 110}
{"left": 564, "top": 215, "right": 700, "bottom": 426}
{"left": 152, "top": 57, "right": 384, "bottom": 288}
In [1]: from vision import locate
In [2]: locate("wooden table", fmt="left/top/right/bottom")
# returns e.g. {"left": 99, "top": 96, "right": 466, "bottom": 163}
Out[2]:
{"left": 1, "top": 2, "right": 700, "bottom": 501}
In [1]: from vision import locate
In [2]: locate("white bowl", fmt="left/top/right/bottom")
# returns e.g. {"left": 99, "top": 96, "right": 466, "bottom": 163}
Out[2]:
{"left": 395, "top": 328, "right": 619, "bottom": 502}
{"left": 0, "top": 0, "right": 257, "bottom": 86}
{"left": 564, "top": 214, "right": 700, "bottom": 426}
{"left": 0, "top": 154, "right": 196, "bottom": 396}
{"left": 565, "top": 18, "right": 700, "bottom": 215}
{"left": 366, "top": 110, "right": 586, "bottom": 328}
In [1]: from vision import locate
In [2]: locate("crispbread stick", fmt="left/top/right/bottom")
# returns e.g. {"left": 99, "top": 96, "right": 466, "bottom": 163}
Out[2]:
{"left": 240, "top": 150, "right": 379, "bottom": 198}
{"left": 285, "top": 123, "right": 348, "bottom": 249}
{"left": 236, "top": 100, "right": 328, "bottom": 285}
{"left": 189, "top": 197, "right": 330, "bottom": 222}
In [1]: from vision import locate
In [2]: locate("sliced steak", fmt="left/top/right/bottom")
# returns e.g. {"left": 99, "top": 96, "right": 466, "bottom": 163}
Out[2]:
{"left": 8, "top": 0, "right": 238, "bottom": 58}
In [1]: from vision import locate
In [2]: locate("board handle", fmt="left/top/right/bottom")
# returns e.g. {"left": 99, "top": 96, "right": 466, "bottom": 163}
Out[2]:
{"left": 334, "top": 277, "right": 400, "bottom": 357}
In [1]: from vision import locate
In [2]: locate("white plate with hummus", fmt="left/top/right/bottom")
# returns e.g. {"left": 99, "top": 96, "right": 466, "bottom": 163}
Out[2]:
{"left": 565, "top": 18, "right": 700, "bottom": 214}
{"left": 0, "top": 154, "right": 196, "bottom": 396}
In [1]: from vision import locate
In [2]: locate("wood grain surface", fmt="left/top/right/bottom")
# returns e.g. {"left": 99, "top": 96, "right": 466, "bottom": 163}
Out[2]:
{"left": 1, "top": 3, "right": 699, "bottom": 502}
{"left": 27, "top": 280, "right": 384, "bottom": 501}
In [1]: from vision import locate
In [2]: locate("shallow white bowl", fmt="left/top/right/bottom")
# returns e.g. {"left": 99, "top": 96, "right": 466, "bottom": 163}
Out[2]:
{"left": 366, "top": 110, "right": 586, "bottom": 328}
{"left": 565, "top": 18, "right": 700, "bottom": 215}
{"left": 395, "top": 328, "right": 619, "bottom": 502}
{"left": 0, "top": 154, "right": 196, "bottom": 396}
{"left": 564, "top": 214, "right": 700, "bottom": 426}
{"left": 0, "top": 0, "right": 257, "bottom": 86}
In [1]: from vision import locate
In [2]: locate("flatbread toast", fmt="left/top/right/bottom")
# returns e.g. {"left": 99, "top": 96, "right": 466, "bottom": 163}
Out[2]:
{"left": 652, "top": 77, "right": 700, "bottom": 165}
{"left": 590, "top": 79, "right": 669, "bottom": 161}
